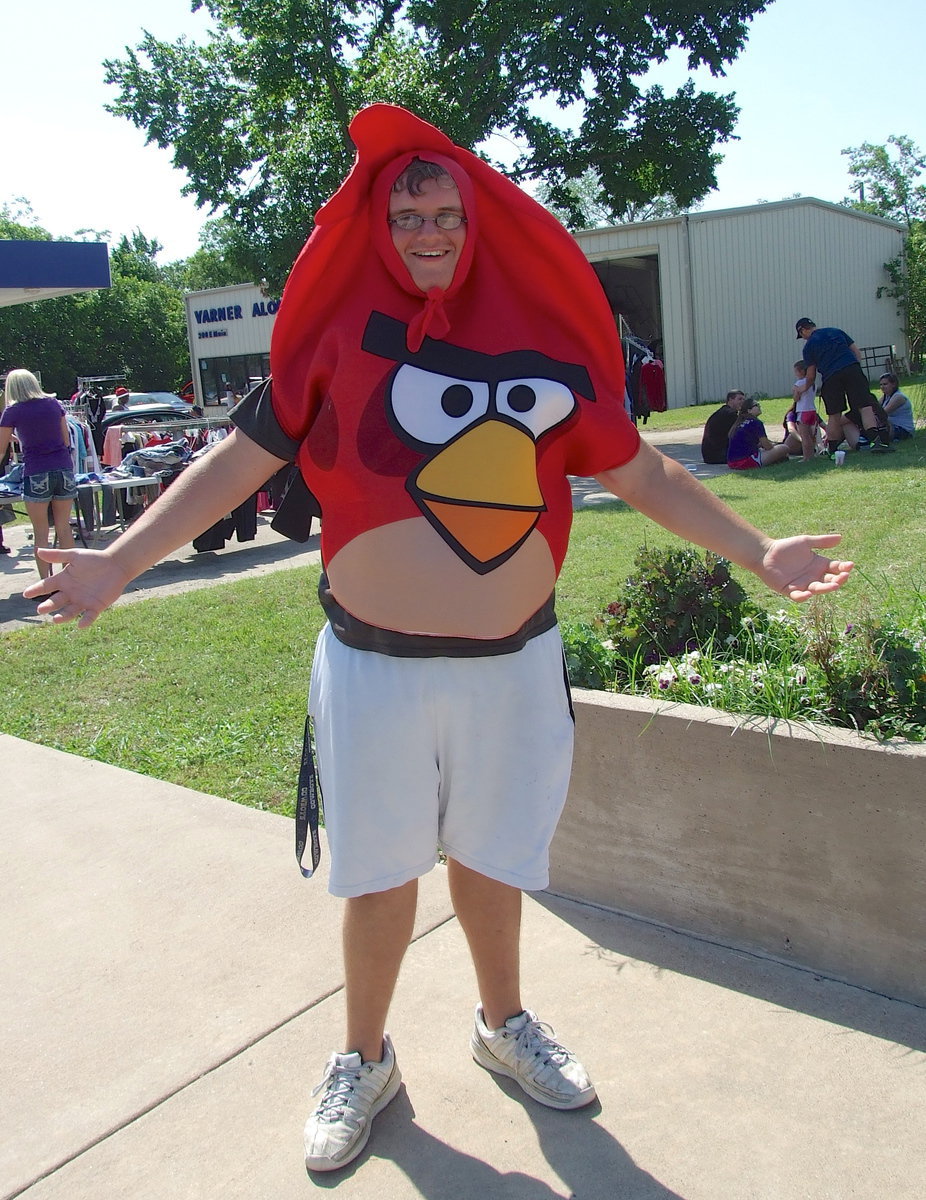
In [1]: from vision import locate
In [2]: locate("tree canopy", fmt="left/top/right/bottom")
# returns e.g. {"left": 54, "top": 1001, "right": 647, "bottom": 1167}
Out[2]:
{"left": 104, "top": 0, "right": 768, "bottom": 287}
{"left": 842, "top": 135, "right": 926, "bottom": 231}
{"left": 843, "top": 136, "right": 926, "bottom": 368}
{"left": 535, "top": 167, "right": 697, "bottom": 231}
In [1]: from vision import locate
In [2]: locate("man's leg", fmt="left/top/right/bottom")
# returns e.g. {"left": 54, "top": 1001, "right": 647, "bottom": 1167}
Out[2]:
{"left": 447, "top": 857, "right": 522, "bottom": 1028}
{"left": 304, "top": 880, "right": 415, "bottom": 1173}
{"left": 845, "top": 368, "right": 892, "bottom": 449}
{"left": 449, "top": 860, "right": 596, "bottom": 1111}
{"left": 343, "top": 878, "right": 418, "bottom": 1060}
{"left": 821, "top": 375, "right": 852, "bottom": 453}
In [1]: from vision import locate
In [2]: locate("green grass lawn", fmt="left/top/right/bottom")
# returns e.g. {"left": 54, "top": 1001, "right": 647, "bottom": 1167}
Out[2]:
{"left": 1, "top": 393, "right": 924, "bottom": 810}
{"left": 640, "top": 374, "right": 926, "bottom": 435}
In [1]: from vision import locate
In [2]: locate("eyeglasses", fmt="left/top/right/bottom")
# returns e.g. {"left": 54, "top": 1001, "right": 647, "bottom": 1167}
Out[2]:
{"left": 388, "top": 212, "right": 467, "bottom": 231}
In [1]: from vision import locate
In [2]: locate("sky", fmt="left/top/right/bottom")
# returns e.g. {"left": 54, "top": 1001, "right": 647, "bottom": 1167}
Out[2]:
{"left": 4, "top": 0, "right": 925, "bottom": 263}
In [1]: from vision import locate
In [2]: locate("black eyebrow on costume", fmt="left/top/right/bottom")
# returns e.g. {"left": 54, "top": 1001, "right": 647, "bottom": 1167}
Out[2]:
{"left": 362, "top": 311, "right": 596, "bottom": 401}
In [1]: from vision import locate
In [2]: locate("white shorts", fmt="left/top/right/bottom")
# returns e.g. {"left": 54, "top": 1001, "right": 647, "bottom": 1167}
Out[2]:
{"left": 308, "top": 623, "right": 575, "bottom": 898}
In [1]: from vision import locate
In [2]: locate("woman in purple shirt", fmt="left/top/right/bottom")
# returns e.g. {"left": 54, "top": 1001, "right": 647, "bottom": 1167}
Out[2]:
{"left": 0, "top": 369, "right": 76, "bottom": 579}
{"left": 726, "top": 397, "right": 790, "bottom": 470}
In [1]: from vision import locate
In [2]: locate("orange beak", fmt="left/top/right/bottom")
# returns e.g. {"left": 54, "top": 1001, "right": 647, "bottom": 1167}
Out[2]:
{"left": 411, "top": 420, "right": 545, "bottom": 572}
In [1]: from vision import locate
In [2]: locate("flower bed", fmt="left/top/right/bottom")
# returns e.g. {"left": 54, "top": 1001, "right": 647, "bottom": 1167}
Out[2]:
{"left": 562, "top": 547, "right": 926, "bottom": 742}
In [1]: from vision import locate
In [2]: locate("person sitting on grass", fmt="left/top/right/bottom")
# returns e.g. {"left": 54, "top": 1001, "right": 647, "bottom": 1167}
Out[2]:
{"left": 727, "top": 397, "right": 791, "bottom": 471}
{"left": 700, "top": 389, "right": 744, "bottom": 464}
{"left": 878, "top": 373, "right": 916, "bottom": 441}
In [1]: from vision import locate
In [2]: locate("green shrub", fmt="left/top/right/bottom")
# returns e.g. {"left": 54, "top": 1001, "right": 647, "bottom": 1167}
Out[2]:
{"left": 561, "top": 545, "right": 926, "bottom": 741}
{"left": 599, "top": 545, "right": 757, "bottom": 662}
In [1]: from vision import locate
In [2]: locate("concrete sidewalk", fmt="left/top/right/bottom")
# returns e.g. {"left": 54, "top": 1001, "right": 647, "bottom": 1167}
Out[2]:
{"left": 3, "top": 733, "right": 923, "bottom": 1200}
{"left": 0, "top": 514, "right": 322, "bottom": 633}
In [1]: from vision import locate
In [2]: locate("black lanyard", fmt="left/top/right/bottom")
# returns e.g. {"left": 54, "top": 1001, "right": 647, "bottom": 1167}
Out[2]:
{"left": 295, "top": 716, "right": 321, "bottom": 878}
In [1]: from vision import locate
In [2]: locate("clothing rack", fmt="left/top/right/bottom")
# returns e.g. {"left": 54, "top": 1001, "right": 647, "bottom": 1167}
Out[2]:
{"left": 115, "top": 416, "right": 232, "bottom": 433}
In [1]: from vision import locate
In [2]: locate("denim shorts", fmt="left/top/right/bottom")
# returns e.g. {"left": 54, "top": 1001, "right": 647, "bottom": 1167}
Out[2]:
{"left": 22, "top": 469, "right": 78, "bottom": 502}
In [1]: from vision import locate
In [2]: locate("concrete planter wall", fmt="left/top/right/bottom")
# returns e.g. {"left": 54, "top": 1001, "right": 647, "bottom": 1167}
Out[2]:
{"left": 549, "top": 689, "right": 926, "bottom": 1007}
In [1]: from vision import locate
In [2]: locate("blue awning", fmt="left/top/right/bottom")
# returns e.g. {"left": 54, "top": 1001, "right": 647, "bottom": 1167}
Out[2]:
{"left": 0, "top": 240, "right": 111, "bottom": 307}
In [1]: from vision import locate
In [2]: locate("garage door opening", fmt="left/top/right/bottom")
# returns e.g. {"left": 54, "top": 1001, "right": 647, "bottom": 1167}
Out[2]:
{"left": 592, "top": 253, "right": 663, "bottom": 354}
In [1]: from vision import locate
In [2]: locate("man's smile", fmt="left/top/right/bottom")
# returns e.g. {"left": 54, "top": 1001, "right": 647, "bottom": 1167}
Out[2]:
{"left": 388, "top": 177, "right": 467, "bottom": 292}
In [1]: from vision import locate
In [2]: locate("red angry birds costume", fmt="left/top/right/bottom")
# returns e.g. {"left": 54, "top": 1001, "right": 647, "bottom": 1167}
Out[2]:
{"left": 262, "top": 103, "right": 640, "bottom": 648}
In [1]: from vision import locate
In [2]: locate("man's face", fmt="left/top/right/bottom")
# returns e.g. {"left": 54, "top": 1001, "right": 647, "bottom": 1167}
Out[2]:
{"left": 728, "top": 392, "right": 745, "bottom": 409}
{"left": 388, "top": 178, "right": 466, "bottom": 292}
{"left": 797, "top": 324, "right": 813, "bottom": 341}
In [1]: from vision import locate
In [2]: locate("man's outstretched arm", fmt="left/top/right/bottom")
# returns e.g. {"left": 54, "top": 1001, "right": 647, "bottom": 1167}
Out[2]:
{"left": 595, "top": 440, "right": 853, "bottom": 601}
{"left": 23, "top": 430, "right": 291, "bottom": 627}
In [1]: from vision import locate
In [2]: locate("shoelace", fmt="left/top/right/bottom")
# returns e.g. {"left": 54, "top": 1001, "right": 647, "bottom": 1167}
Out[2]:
{"left": 511, "top": 1019, "right": 572, "bottom": 1066}
{"left": 311, "top": 1059, "right": 361, "bottom": 1121}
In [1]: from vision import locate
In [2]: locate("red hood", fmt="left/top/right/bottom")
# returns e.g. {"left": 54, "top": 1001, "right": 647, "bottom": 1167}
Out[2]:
{"left": 271, "top": 104, "right": 626, "bottom": 444}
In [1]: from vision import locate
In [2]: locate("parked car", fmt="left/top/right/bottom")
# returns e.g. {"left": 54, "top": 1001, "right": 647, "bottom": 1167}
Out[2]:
{"left": 100, "top": 404, "right": 195, "bottom": 432}
{"left": 104, "top": 391, "right": 190, "bottom": 412}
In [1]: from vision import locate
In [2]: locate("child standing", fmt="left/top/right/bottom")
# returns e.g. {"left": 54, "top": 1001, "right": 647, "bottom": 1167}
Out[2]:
{"left": 791, "top": 361, "right": 822, "bottom": 461}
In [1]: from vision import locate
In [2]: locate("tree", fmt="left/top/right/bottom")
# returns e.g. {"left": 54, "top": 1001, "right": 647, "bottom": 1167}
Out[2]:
{"left": 882, "top": 222, "right": 926, "bottom": 369}
{"left": 843, "top": 137, "right": 926, "bottom": 369}
{"left": 842, "top": 136, "right": 926, "bottom": 230}
{"left": 104, "top": 0, "right": 767, "bottom": 288}
{"left": 535, "top": 167, "right": 698, "bottom": 231}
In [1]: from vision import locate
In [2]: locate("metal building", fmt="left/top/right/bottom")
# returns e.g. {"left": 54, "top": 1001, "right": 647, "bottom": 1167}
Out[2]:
{"left": 574, "top": 198, "right": 906, "bottom": 408}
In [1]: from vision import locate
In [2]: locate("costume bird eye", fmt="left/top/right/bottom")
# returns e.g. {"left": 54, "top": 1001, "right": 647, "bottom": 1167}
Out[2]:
{"left": 389, "top": 364, "right": 490, "bottom": 447}
{"left": 495, "top": 378, "right": 577, "bottom": 440}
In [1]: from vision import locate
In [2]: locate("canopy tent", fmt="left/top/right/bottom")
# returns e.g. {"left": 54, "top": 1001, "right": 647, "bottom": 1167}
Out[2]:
{"left": 0, "top": 239, "right": 110, "bottom": 307}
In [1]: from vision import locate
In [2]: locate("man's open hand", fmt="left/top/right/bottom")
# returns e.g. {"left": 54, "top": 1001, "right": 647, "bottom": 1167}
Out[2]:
{"left": 22, "top": 549, "right": 132, "bottom": 629}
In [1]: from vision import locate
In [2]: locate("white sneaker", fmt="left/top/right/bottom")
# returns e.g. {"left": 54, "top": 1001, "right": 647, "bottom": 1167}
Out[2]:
{"left": 303, "top": 1033, "right": 402, "bottom": 1172}
{"left": 471, "top": 1005, "right": 596, "bottom": 1110}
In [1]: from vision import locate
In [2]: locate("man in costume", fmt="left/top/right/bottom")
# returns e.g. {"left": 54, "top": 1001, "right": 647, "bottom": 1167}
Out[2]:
{"left": 27, "top": 106, "right": 853, "bottom": 1174}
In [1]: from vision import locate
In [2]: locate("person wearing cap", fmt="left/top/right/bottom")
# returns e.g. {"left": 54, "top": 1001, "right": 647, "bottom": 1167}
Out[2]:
{"left": 795, "top": 318, "right": 891, "bottom": 454}
{"left": 111, "top": 386, "right": 130, "bottom": 412}
{"left": 25, "top": 107, "right": 855, "bottom": 1174}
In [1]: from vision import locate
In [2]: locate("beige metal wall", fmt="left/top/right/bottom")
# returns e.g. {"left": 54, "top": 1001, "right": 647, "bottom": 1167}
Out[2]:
{"left": 575, "top": 200, "right": 905, "bottom": 409}
{"left": 688, "top": 201, "right": 905, "bottom": 404}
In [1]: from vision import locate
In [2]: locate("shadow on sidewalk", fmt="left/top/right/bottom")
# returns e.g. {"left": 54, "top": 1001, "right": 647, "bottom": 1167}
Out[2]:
{"left": 311, "top": 1087, "right": 686, "bottom": 1199}
{"left": 539, "top": 894, "right": 926, "bottom": 1054}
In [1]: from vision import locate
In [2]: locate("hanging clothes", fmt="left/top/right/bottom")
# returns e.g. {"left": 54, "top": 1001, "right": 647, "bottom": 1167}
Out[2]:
{"left": 192, "top": 494, "right": 259, "bottom": 551}
{"left": 640, "top": 358, "right": 667, "bottom": 413}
